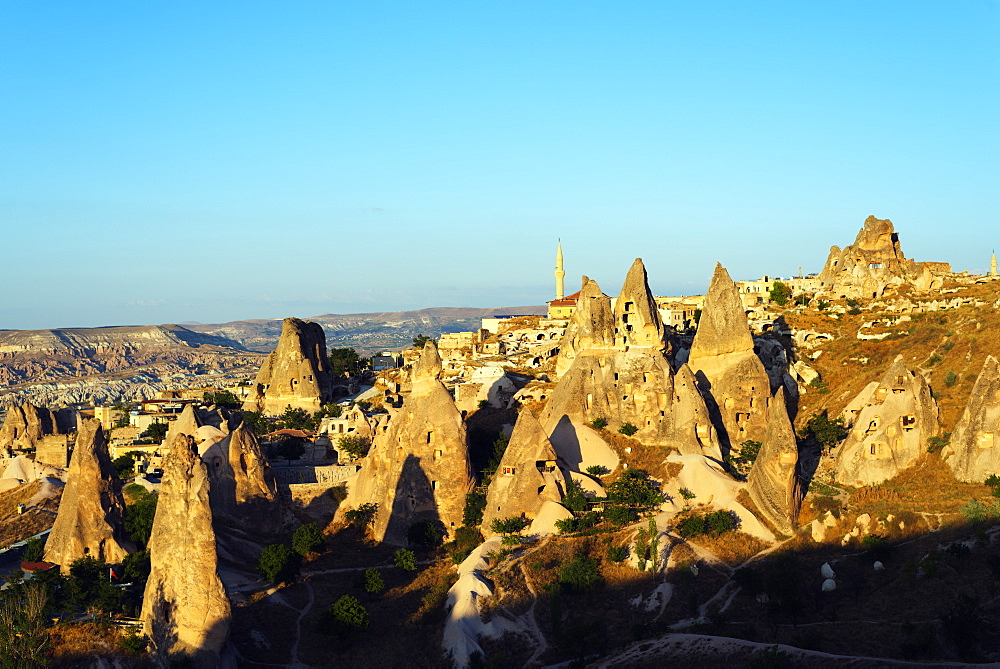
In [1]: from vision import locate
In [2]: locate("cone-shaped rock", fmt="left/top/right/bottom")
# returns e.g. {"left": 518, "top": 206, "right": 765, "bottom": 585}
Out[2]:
{"left": 834, "top": 355, "right": 939, "bottom": 486}
{"left": 165, "top": 404, "right": 202, "bottom": 446}
{"left": 141, "top": 433, "right": 231, "bottom": 667}
{"left": 481, "top": 411, "right": 567, "bottom": 533}
{"left": 246, "top": 317, "right": 334, "bottom": 415}
{"left": 612, "top": 258, "right": 664, "bottom": 350}
{"left": 687, "top": 263, "right": 771, "bottom": 452}
{"left": 746, "top": 390, "right": 802, "bottom": 536}
{"left": 347, "top": 341, "right": 474, "bottom": 545}
{"left": 43, "top": 418, "right": 134, "bottom": 567}
{"left": 202, "top": 421, "right": 277, "bottom": 521}
{"left": 0, "top": 401, "right": 70, "bottom": 466}
{"left": 544, "top": 270, "right": 722, "bottom": 466}
{"left": 943, "top": 356, "right": 1000, "bottom": 482}
{"left": 556, "top": 277, "right": 615, "bottom": 378}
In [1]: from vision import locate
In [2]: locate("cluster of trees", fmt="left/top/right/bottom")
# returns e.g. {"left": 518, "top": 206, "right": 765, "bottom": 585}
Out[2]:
{"left": 257, "top": 523, "right": 326, "bottom": 584}
{"left": 552, "top": 469, "right": 665, "bottom": 533}
{"left": 329, "top": 347, "right": 370, "bottom": 378}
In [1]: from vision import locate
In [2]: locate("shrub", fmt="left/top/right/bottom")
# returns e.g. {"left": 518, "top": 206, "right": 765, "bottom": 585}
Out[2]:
{"left": 22, "top": 536, "right": 45, "bottom": 562}
{"left": 344, "top": 503, "right": 378, "bottom": 527}
{"left": 562, "top": 479, "right": 588, "bottom": 513}
{"left": 705, "top": 510, "right": 738, "bottom": 535}
{"left": 586, "top": 465, "right": 610, "bottom": 477}
{"left": 606, "top": 469, "right": 665, "bottom": 509}
{"left": 444, "top": 526, "right": 483, "bottom": 564}
{"left": 338, "top": 434, "right": 370, "bottom": 459}
{"left": 502, "top": 535, "right": 521, "bottom": 547}
{"left": 330, "top": 595, "right": 370, "bottom": 633}
{"left": 986, "top": 474, "right": 1000, "bottom": 497}
{"left": 407, "top": 519, "right": 446, "bottom": 548}
{"left": 591, "top": 417, "right": 608, "bottom": 430}
{"left": 606, "top": 545, "right": 629, "bottom": 562}
{"left": 944, "top": 370, "right": 957, "bottom": 387}
{"left": 559, "top": 553, "right": 601, "bottom": 591}
{"left": 554, "top": 517, "right": 577, "bottom": 533}
{"left": 847, "top": 307, "right": 862, "bottom": 315}
{"left": 258, "top": 544, "right": 298, "bottom": 584}
{"left": 618, "top": 422, "right": 639, "bottom": 436}
{"left": 124, "top": 489, "right": 158, "bottom": 549}
{"left": 768, "top": 281, "right": 793, "bottom": 306}
{"left": 120, "top": 631, "right": 146, "bottom": 655}
{"left": 363, "top": 568, "right": 385, "bottom": 593}
{"left": 604, "top": 505, "right": 639, "bottom": 526}
{"left": 677, "top": 514, "right": 706, "bottom": 538}
{"left": 490, "top": 516, "right": 530, "bottom": 535}
{"left": 802, "top": 413, "right": 848, "bottom": 452}
{"left": 292, "top": 523, "right": 325, "bottom": 557}
{"left": 462, "top": 491, "right": 487, "bottom": 526}
{"left": 926, "top": 353, "right": 942, "bottom": 366}
{"left": 678, "top": 487, "right": 696, "bottom": 502}
{"left": 927, "top": 433, "right": 951, "bottom": 454}
{"left": 393, "top": 549, "right": 417, "bottom": 571}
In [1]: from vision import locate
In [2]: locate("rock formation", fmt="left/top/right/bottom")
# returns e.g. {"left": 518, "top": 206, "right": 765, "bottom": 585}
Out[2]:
{"left": 834, "top": 355, "right": 939, "bottom": 486}
{"left": 202, "top": 421, "right": 277, "bottom": 522}
{"left": 687, "top": 263, "right": 772, "bottom": 453}
{"left": 555, "top": 276, "right": 615, "bottom": 378}
{"left": 142, "top": 433, "right": 231, "bottom": 667}
{"left": 165, "top": 404, "right": 202, "bottom": 447}
{"left": 43, "top": 418, "right": 134, "bottom": 567}
{"left": 546, "top": 262, "right": 723, "bottom": 466}
{"left": 942, "top": 356, "right": 1000, "bottom": 482}
{"left": 245, "top": 317, "right": 334, "bottom": 415}
{"left": 481, "top": 410, "right": 567, "bottom": 533}
{"left": 817, "top": 215, "right": 950, "bottom": 300}
{"left": 0, "top": 402, "right": 70, "bottom": 466}
{"left": 746, "top": 390, "right": 802, "bottom": 536}
{"left": 347, "top": 341, "right": 474, "bottom": 545}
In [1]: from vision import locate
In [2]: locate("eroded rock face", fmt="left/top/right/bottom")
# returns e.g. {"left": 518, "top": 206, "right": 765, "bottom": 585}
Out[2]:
{"left": 817, "top": 216, "right": 949, "bottom": 299}
{"left": 687, "top": 264, "right": 772, "bottom": 453}
{"left": 0, "top": 401, "right": 65, "bottom": 451}
{"left": 141, "top": 434, "right": 231, "bottom": 667}
{"left": 746, "top": 390, "right": 802, "bottom": 536}
{"left": 481, "top": 411, "right": 567, "bottom": 534}
{"left": 202, "top": 421, "right": 277, "bottom": 522}
{"left": 555, "top": 277, "right": 615, "bottom": 378}
{"left": 545, "top": 266, "right": 722, "bottom": 463}
{"left": 834, "top": 356, "right": 939, "bottom": 486}
{"left": 246, "top": 317, "right": 334, "bottom": 416}
{"left": 43, "top": 418, "right": 134, "bottom": 567}
{"left": 348, "top": 342, "right": 473, "bottom": 545}
{"left": 165, "top": 404, "right": 202, "bottom": 446}
{"left": 943, "top": 356, "right": 1000, "bottom": 482}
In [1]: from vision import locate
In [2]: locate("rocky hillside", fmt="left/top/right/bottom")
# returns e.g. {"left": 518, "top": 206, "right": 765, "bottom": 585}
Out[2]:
{"left": 187, "top": 305, "right": 547, "bottom": 354}
{"left": 0, "top": 325, "right": 262, "bottom": 408}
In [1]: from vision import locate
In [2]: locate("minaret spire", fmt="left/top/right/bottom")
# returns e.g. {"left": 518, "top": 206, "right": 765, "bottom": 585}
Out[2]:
{"left": 554, "top": 241, "right": 565, "bottom": 300}
{"left": 991, "top": 250, "right": 998, "bottom": 277}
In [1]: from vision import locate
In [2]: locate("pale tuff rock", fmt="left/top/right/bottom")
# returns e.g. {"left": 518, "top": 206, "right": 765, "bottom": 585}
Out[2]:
{"left": 481, "top": 410, "right": 567, "bottom": 534}
{"left": 556, "top": 277, "right": 615, "bottom": 378}
{"left": 43, "top": 418, "right": 134, "bottom": 567}
{"left": 0, "top": 401, "right": 72, "bottom": 467}
{"left": 942, "top": 355, "right": 1000, "bottom": 482}
{"left": 142, "top": 433, "right": 231, "bottom": 668}
{"left": 202, "top": 421, "right": 277, "bottom": 521}
{"left": 347, "top": 342, "right": 473, "bottom": 545}
{"left": 746, "top": 390, "right": 802, "bottom": 536}
{"left": 165, "top": 404, "right": 202, "bottom": 446}
{"left": 834, "top": 355, "right": 939, "bottom": 486}
{"left": 547, "top": 269, "right": 722, "bottom": 462}
{"left": 687, "top": 263, "right": 771, "bottom": 452}
{"left": 817, "top": 215, "right": 949, "bottom": 300}
{"left": 612, "top": 259, "right": 665, "bottom": 350}
{"left": 246, "top": 317, "right": 334, "bottom": 416}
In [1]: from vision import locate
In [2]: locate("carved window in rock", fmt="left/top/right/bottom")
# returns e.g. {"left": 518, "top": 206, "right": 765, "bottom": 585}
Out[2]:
{"left": 426, "top": 431, "right": 433, "bottom": 444}
{"left": 586, "top": 393, "right": 593, "bottom": 410}
{"left": 724, "top": 398, "right": 735, "bottom": 411}
{"left": 536, "top": 460, "right": 555, "bottom": 473}
{"left": 894, "top": 375, "right": 907, "bottom": 386}
{"left": 643, "top": 373, "right": 650, "bottom": 383}
{"left": 735, "top": 413, "right": 749, "bottom": 423}
{"left": 749, "top": 397, "right": 755, "bottom": 408}
{"left": 502, "top": 466, "right": 516, "bottom": 476}
{"left": 902, "top": 415, "right": 916, "bottom": 430}
{"left": 780, "top": 452, "right": 796, "bottom": 465}
{"left": 431, "top": 480, "right": 438, "bottom": 490}
{"left": 875, "top": 388, "right": 888, "bottom": 401}
{"left": 886, "top": 425, "right": 897, "bottom": 438}
{"left": 870, "top": 262, "right": 883, "bottom": 270}
{"left": 434, "top": 449, "right": 443, "bottom": 460}
{"left": 978, "top": 432, "right": 995, "bottom": 449}
{"left": 866, "top": 418, "right": 880, "bottom": 434}
{"left": 614, "top": 373, "right": 619, "bottom": 381}
{"left": 695, "top": 424, "right": 710, "bottom": 442}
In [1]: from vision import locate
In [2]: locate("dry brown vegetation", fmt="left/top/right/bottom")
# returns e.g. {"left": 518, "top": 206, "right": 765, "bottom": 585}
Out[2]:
{"left": 47, "top": 622, "right": 144, "bottom": 668}
{"left": 690, "top": 531, "right": 770, "bottom": 566}
{"left": 0, "top": 480, "right": 60, "bottom": 548}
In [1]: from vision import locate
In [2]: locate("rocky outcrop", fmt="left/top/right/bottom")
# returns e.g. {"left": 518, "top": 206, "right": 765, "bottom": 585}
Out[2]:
{"left": 943, "top": 356, "right": 1000, "bottom": 482}
{"left": 481, "top": 411, "right": 567, "bottom": 533}
{"left": 687, "top": 263, "right": 772, "bottom": 453}
{"left": 0, "top": 402, "right": 64, "bottom": 450}
{"left": 346, "top": 341, "right": 474, "bottom": 545}
{"left": 817, "top": 216, "right": 949, "bottom": 300}
{"left": 246, "top": 317, "right": 334, "bottom": 416}
{"left": 142, "top": 433, "right": 231, "bottom": 667}
{"left": 43, "top": 418, "right": 134, "bottom": 567}
{"left": 834, "top": 356, "right": 939, "bottom": 486}
{"left": 746, "top": 390, "right": 802, "bottom": 536}
{"left": 545, "top": 264, "right": 723, "bottom": 465}
{"left": 202, "top": 421, "right": 277, "bottom": 522}
{"left": 165, "top": 404, "right": 202, "bottom": 447}
{"left": 556, "top": 277, "right": 615, "bottom": 378}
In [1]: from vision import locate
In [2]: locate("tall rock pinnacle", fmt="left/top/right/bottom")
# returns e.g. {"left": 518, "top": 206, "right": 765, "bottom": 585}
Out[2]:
{"left": 246, "top": 317, "right": 334, "bottom": 416}
{"left": 689, "top": 263, "right": 754, "bottom": 360}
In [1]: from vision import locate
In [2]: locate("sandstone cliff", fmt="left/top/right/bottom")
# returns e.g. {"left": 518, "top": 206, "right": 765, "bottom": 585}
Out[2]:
{"left": 746, "top": 390, "right": 802, "bottom": 536}
{"left": 834, "top": 356, "right": 939, "bottom": 486}
{"left": 142, "top": 433, "right": 231, "bottom": 667}
{"left": 202, "top": 421, "right": 278, "bottom": 523}
{"left": 347, "top": 341, "right": 473, "bottom": 545}
{"left": 246, "top": 317, "right": 334, "bottom": 416}
{"left": 942, "top": 356, "right": 1000, "bottom": 482}
{"left": 43, "top": 418, "right": 134, "bottom": 567}
{"left": 687, "top": 263, "right": 772, "bottom": 453}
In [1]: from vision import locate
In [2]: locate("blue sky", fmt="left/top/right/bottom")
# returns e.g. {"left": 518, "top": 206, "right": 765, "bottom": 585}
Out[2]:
{"left": 1, "top": 2, "right": 997, "bottom": 329}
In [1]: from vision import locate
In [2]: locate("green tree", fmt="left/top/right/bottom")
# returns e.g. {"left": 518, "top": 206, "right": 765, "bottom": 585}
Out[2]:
{"left": 258, "top": 544, "right": 298, "bottom": 584}
{"left": 490, "top": 516, "right": 530, "bottom": 535}
{"left": 239, "top": 410, "right": 270, "bottom": 435}
{"left": 559, "top": 553, "right": 602, "bottom": 591}
{"left": 112, "top": 454, "right": 136, "bottom": 480}
{"left": 606, "top": 469, "right": 665, "bottom": 509}
{"left": 142, "top": 421, "right": 169, "bottom": 442}
{"left": 22, "top": 537, "right": 45, "bottom": 562}
{"left": 393, "top": 548, "right": 417, "bottom": 571}
{"left": 292, "top": 523, "right": 325, "bottom": 557}
{"left": 802, "top": 413, "right": 848, "bottom": 452}
{"left": 585, "top": 465, "right": 610, "bottom": 477}
{"left": 329, "top": 595, "right": 370, "bottom": 633}
{"left": 121, "top": 550, "right": 151, "bottom": 584}
{"left": 768, "top": 281, "right": 793, "bottom": 306}
{"left": 562, "top": 480, "right": 588, "bottom": 514}
{"left": 344, "top": 503, "right": 378, "bottom": 527}
{"left": 363, "top": 568, "right": 385, "bottom": 594}
{"left": 329, "top": 347, "right": 369, "bottom": 377}
{"left": 944, "top": 370, "right": 957, "bottom": 387}
{"left": 618, "top": 422, "right": 639, "bottom": 436}
{"left": 338, "top": 434, "right": 370, "bottom": 460}
{"left": 124, "top": 489, "right": 158, "bottom": 548}
{"left": 0, "top": 583, "right": 50, "bottom": 665}
{"left": 412, "top": 334, "right": 434, "bottom": 349}
{"left": 275, "top": 406, "right": 319, "bottom": 431}
{"left": 407, "top": 520, "right": 446, "bottom": 548}
{"left": 590, "top": 417, "right": 608, "bottom": 429}
{"left": 463, "top": 491, "right": 487, "bottom": 527}
{"left": 203, "top": 390, "right": 241, "bottom": 407}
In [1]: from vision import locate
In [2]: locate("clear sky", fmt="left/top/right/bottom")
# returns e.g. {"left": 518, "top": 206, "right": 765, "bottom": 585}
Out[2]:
{"left": 1, "top": 2, "right": 997, "bottom": 329}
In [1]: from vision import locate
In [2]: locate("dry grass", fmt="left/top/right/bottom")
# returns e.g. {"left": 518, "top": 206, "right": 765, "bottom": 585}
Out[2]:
{"left": 0, "top": 481, "right": 60, "bottom": 547}
{"left": 690, "top": 531, "right": 770, "bottom": 566}
{"left": 47, "top": 622, "right": 144, "bottom": 668}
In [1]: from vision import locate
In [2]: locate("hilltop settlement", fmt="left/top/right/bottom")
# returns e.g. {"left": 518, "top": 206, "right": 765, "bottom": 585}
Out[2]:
{"left": 6, "top": 215, "right": 1000, "bottom": 666}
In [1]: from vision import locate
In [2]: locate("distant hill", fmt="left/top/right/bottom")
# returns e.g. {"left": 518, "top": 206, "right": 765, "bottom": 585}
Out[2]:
{"left": 186, "top": 305, "right": 547, "bottom": 355}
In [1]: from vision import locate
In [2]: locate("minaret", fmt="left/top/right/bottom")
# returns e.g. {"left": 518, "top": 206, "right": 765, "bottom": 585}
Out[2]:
{"left": 991, "top": 251, "right": 998, "bottom": 277}
{"left": 554, "top": 242, "right": 565, "bottom": 300}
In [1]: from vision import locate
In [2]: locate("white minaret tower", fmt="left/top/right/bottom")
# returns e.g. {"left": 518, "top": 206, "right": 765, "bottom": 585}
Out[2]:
{"left": 554, "top": 242, "right": 565, "bottom": 300}
{"left": 991, "top": 250, "right": 998, "bottom": 277}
